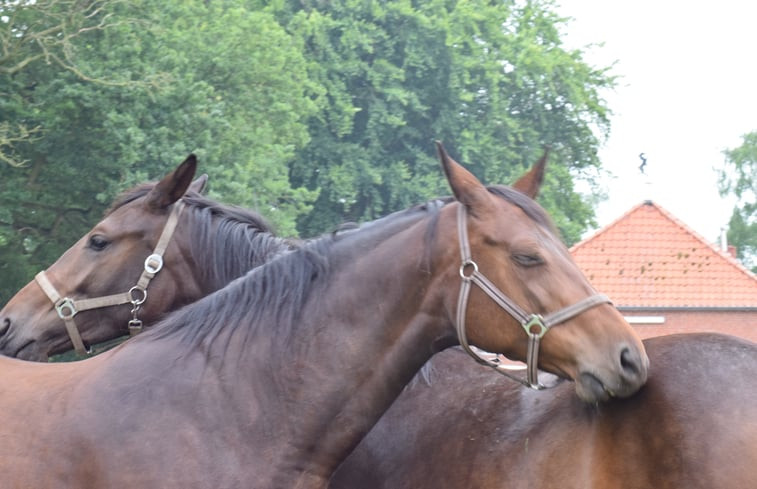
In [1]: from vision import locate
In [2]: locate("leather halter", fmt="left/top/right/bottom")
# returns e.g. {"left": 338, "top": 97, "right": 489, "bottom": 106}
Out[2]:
{"left": 454, "top": 204, "right": 611, "bottom": 389}
{"left": 34, "top": 202, "right": 185, "bottom": 356}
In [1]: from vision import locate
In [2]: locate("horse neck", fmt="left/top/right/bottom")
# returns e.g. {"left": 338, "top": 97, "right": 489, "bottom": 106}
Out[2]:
{"left": 125, "top": 203, "right": 456, "bottom": 486}
{"left": 244, "top": 212, "right": 456, "bottom": 486}
{"left": 181, "top": 203, "right": 296, "bottom": 293}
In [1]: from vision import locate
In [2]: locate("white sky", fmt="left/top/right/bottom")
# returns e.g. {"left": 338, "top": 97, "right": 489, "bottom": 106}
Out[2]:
{"left": 556, "top": 0, "right": 757, "bottom": 244}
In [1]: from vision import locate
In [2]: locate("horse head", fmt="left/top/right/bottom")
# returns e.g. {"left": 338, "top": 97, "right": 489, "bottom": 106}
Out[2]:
{"left": 435, "top": 142, "right": 648, "bottom": 402}
{"left": 0, "top": 155, "right": 246, "bottom": 360}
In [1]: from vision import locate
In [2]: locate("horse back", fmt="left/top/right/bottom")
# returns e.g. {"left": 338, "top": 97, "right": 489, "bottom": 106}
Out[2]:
{"left": 331, "top": 333, "right": 757, "bottom": 489}
{"left": 592, "top": 333, "right": 757, "bottom": 489}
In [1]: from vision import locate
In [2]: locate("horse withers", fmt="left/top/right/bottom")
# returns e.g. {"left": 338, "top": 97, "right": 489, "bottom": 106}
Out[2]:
{"left": 0, "top": 155, "right": 295, "bottom": 360}
{"left": 0, "top": 143, "right": 647, "bottom": 487}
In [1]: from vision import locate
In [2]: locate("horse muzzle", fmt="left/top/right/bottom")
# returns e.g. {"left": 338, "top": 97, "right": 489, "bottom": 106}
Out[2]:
{"left": 575, "top": 343, "right": 649, "bottom": 403}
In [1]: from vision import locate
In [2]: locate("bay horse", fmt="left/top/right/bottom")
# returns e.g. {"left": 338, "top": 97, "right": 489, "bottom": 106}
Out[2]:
{"left": 0, "top": 154, "right": 295, "bottom": 360}
{"left": 330, "top": 333, "right": 757, "bottom": 489}
{"left": 0, "top": 143, "right": 648, "bottom": 487}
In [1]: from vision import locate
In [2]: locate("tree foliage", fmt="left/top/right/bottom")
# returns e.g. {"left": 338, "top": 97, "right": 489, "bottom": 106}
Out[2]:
{"left": 0, "top": 0, "right": 318, "bottom": 302}
{"left": 0, "top": 0, "right": 146, "bottom": 166}
{"left": 720, "top": 131, "right": 757, "bottom": 272}
{"left": 278, "top": 0, "right": 612, "bottom": 239}
{"left": 1, "top": 0, "right": 615, "bottom": 302}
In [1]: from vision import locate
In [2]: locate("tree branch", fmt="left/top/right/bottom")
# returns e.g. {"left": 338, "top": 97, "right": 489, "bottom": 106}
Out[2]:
{"left": 0, "top": 124, "right": 42, "bottom": 167}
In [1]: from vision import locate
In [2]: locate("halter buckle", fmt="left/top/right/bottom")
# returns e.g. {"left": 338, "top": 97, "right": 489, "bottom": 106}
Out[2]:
{"left": 55, "top": 298, "right": 77, "bottom": 320}
{"left": 523, "top": 314, "right": 548, "bottom": 339}
{"left": 144, "top": 253, "right": 164, "bottom": 274}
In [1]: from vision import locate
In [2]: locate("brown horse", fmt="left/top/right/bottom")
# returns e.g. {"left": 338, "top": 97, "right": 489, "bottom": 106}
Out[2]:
{"left": 0, "top": 155, "right": 295, "bottom": 360}
{"left": 0, "top": 144, "right": 647, "bottom": 487}
{"left": 330, "top": 333, "right": 757, "bottom": 489}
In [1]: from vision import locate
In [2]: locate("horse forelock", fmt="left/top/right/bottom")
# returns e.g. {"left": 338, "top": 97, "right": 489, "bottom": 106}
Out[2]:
{"left": 107, "top": 183, "right": 274, "bottom": 231}
{"left": 486, "top": 185, "right": 557, "bottom": 234}
{"left": 105, "top": 184, "right": 153, "bottom": 215}
{"left": 419, "top": 183, "right": 557, "bottom": 249}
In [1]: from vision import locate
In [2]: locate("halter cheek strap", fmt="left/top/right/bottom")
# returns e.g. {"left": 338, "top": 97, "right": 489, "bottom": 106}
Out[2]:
{"left": 455, "top": 204, "right": 611, "bottom": 389}
{"left": 34, "top": 202, "right": 185, "bottom": 356}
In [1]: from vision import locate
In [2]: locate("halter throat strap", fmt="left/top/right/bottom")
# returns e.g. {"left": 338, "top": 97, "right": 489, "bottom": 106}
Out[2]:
{"left": 34, "top": 202, "right": 185, "bottom": 356}
{"left": 454, "top": 204, "right": 611, "bottom": 389}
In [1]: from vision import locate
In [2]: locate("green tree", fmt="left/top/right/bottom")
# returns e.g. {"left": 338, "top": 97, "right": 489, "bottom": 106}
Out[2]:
{"left": 1, "top": 0, "right": 143, "bottom": 300}
{"left": 275, "top": 0, "right": 612, "bottom": 242}
{"left": 0, "top": 0, "right": 319, "bottom": 302}
{"left": 95, "top": 1, "right": 321, "bottom": 235}
{"left": 720, "top": 131, "right": 757, "bottom": 272}
{"left": 1, "top": 0, "right": 618, "bottom": 304}
{"left": 0, "top": 0, "right": 149, "bottom": 166}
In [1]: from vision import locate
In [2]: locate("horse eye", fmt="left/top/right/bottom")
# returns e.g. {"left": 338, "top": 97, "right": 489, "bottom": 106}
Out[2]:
{"left": 88, "top": 235, "right": 110, "bottom": 251}
{"left": 512, "top": 253, "right": 543, "bottom": 267}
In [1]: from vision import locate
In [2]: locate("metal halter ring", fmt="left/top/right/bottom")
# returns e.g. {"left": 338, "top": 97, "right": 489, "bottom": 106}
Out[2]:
{"left": 523, "top": 314, "right": 549, "bottom": 339}
{"left": 128, "top": 286, "right": 147, "bottom": 306}
{"left": 459, "top": 260, "right": 479, "bottom": 279}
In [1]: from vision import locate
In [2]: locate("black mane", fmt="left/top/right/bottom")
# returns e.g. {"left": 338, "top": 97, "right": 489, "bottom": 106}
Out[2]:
{"left": 137, "top": 196, "right": 447, "bottom": 355}
{"left": 108, "top": 184, "right": 297, "bottom": 290}
{"left": 126, "top": 183, "right": 555, "bottom": 359}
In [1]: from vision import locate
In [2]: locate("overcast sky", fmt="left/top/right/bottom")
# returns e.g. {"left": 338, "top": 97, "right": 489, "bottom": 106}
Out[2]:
{"left": 555, "top": 0, "right": 757, "bottom": 244}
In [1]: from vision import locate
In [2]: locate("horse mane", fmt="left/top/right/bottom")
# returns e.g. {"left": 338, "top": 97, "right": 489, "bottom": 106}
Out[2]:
{"left": 181, "top": 195, "right": 298, "bottom": 289}
{"left": 137, "top": 197, "right": 448, "bottom": 357}
{"left": 145, "top": 237, "right": 334, "bottom": 354}
{"left": 127, "top": 183, "right": 556, "bottom": 361}
{"left": 107, "top": 183, "right": 298, "bottom": 290}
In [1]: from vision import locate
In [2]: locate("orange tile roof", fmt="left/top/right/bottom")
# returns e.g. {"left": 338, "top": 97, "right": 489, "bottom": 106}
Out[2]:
{"left": 570, "top": 200, "right": 757, "bottom": 308}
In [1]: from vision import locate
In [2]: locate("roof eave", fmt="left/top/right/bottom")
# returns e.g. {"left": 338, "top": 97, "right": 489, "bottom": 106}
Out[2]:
{"left": 618, "top": 306, "right": 757, "bottom": 312}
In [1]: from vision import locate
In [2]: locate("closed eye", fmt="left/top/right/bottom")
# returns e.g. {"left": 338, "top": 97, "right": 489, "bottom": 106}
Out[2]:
{"left": 88, "top": 235, "right": 110, "bottom": 251}
{"left": 512, "top": 253, "right": 543, "bottom": 267}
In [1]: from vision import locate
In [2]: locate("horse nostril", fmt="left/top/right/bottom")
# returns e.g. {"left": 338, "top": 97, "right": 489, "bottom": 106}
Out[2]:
{"left": 620, "top": 346, "right": 642, "bottom": 377}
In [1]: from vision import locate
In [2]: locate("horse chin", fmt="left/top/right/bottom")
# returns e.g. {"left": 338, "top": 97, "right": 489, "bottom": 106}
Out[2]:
{"left": 574, "top": 372, "right": 613, "bottom": 403}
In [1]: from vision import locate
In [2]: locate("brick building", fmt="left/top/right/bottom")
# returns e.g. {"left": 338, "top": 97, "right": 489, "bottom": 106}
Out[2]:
{"left": 571, "top": 200, "right": 757, "bottom": 343}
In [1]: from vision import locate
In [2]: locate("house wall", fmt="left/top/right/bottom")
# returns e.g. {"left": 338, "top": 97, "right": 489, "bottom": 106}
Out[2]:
{"left": 622, "top": 310, "right": 757, "bottom": 343}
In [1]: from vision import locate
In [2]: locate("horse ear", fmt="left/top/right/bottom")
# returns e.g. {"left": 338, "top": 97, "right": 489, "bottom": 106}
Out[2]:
{"left": 189, "top": 174, "right": 208, "bottom": 195}
{"left": 512, "top": 148, "right": 548, "bottom": 199}
{"left": 435, "top": 141, "right": 491, "bottom": 212}
{"left": 145, "top": 154, "right": 197, "bottom": 210}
